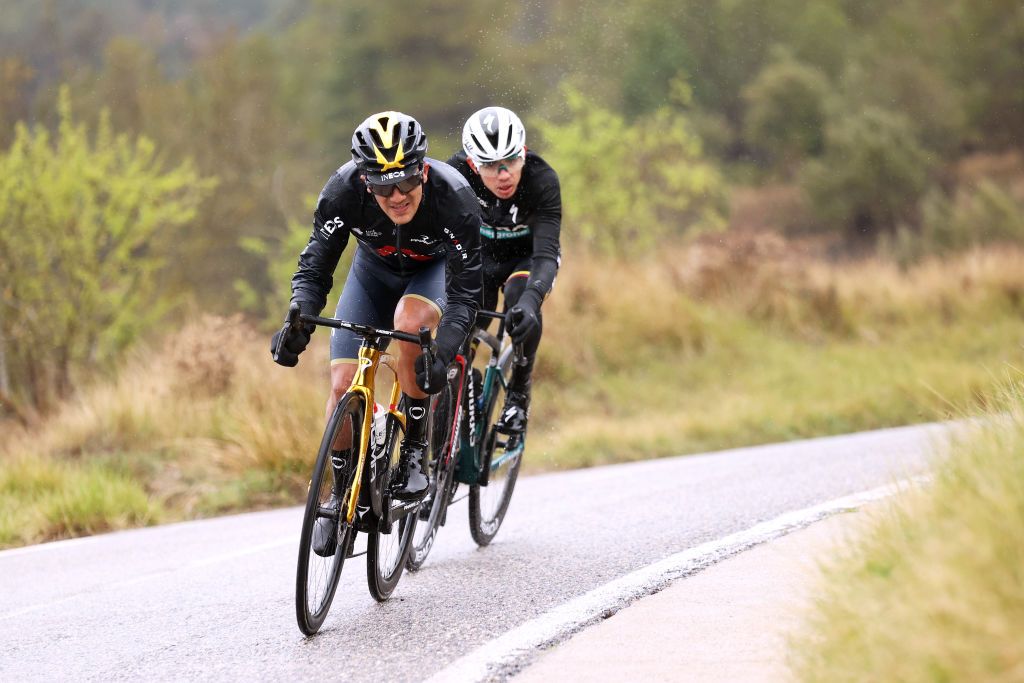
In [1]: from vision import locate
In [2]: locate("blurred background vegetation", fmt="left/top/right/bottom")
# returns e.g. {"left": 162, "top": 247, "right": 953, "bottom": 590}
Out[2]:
{"left": 2, "top": 0, "right": 1024, "bottom": 546}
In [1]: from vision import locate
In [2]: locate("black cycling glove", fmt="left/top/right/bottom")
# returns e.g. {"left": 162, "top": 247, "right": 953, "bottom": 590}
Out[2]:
{"left": 270, "top": 303, "right": 316, "bottom": 367}
{"left": 507, "top": 289, "right": 543, "bottom": 346}
{"left": 414, "top": 350, "right": 447, "bottom": 394}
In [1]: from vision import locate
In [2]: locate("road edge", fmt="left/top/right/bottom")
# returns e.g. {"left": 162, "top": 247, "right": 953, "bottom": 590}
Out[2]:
{"left": 424, "top": 479, "right": 920, "bottom": 683}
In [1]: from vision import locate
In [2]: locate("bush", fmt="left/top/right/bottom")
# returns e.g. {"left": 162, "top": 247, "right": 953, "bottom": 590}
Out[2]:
{"left": 0, "top": 87, "right": 216, "bottom": 415}
{"left": 881, "top": 179, "right": 1024, "bottom": 266}
{"left": 801, "top": 107, "right": 933, "bottom": 240}
{"left": 533, "top": 86, "right": 727, "bottom": 256}
{"left": 743, "top": 52, "right": 831, "bottom": 171}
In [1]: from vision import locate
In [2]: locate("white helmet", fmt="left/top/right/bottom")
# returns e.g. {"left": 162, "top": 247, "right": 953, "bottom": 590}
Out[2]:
{"left": 462, "top": 106, "right": 526, "bottom": 165}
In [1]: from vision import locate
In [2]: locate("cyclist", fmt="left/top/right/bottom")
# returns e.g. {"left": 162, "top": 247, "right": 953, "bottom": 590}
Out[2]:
{"left": 446, "top": 106, "right": 561, "bottom": 437}
{"left": 272, "top": 111, "right": 482, "bottom": 512}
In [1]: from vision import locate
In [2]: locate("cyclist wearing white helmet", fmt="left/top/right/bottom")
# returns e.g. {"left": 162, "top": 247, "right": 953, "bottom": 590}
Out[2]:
{"left": 447, "top": 106, "right": 562, "bottom": 437}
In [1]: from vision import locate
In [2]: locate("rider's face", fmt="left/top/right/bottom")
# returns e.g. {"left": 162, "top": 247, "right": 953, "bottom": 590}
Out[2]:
{"left": 369, "top": 164, "right": 428, "bottom": 225}
{"left": 470, "top": 154, "right": 524, "bottom": 200}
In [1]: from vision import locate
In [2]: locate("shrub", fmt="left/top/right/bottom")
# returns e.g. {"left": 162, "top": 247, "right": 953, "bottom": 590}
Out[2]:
{"left": 743, "top": 52, "right": 831, "bottom": 171}
{"left": 801, "top": 108, "right": 933, "bottom": 240}
{"left": 533, "top": 86, "right": 727, "bottom": 256}
{"left": 0, "top": 87, "right": 216, "bottom": 415}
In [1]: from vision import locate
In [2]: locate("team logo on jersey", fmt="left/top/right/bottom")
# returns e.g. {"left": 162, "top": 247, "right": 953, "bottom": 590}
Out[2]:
{"left": 320, "top": 217, "right": 344, "bottom": 237}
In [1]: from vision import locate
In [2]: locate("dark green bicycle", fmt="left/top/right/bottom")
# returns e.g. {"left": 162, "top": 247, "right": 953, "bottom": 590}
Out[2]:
{"left": 406, "top": 310, "right": 525, "bottom": 570}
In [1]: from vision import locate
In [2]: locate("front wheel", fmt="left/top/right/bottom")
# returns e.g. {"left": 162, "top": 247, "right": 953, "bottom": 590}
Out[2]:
{"left": 295, "top": 393, "right": 363, "bottom": 635}
{"left": 469, "top": 344, "right": 523, "bottom": 547}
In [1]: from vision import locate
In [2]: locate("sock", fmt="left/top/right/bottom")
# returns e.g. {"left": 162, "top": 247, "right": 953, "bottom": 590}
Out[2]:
{"left": 405, "top": 395, "right": 430, "bottom": 443}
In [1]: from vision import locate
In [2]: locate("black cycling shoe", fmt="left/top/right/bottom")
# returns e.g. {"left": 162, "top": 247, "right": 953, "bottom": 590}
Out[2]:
{"left": 389, "top": 438, "right": 430, "bottom": 502}
{"left": 495, "top": 389, "right": 530, "bottom": 435}
{"left": 312, "top": 492, "right": 339, "bottom": 557}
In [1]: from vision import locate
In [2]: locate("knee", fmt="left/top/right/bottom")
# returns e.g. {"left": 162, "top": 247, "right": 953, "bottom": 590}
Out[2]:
{"left": 330, "top": 364, "right": 357, "bottom": 401}
{"left": 394, "top": 299, "right": 438, "bottom": 334}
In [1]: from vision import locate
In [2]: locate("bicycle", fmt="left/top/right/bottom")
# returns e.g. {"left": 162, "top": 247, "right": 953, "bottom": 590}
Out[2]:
{"left": 406, "top": 310, "right": 526, "bottom": 571}
{"left": 277, "top": 303, "right": 438, "bottom": 636}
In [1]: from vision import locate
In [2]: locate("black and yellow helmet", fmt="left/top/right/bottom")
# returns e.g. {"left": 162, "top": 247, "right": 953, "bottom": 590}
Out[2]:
{"left": 351, "top": 111, "right": 428, "bottom": 184}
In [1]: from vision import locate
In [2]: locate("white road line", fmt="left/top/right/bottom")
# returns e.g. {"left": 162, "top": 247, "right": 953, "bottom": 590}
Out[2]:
{"left": 425, "top": 479, "right": 922, "bottom": 683}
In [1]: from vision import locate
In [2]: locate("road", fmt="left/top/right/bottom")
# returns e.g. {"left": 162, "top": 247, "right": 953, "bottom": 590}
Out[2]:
{"left": 0, "top": 423, "right": 951, "bottom": 681}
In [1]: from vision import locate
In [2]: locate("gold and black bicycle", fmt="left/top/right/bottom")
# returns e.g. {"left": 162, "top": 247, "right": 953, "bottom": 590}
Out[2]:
{"left": 277, "top": 303, "right": 435, "bottom": 635}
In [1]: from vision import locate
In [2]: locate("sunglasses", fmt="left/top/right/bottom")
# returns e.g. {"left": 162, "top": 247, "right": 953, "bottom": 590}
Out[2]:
{"left": 367, "top": 172, "right": 423, "bottom": 197}
{"left": 478, "top": 153, "right": 525, "bottom": 177}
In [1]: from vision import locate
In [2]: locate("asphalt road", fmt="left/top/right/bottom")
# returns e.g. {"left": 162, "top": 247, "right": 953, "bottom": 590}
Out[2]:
{"left": 0, "top": 423, "right": 950, "bottom": 681}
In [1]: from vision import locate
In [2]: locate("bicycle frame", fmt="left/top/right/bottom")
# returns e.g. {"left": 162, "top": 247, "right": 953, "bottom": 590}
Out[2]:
{"left": 459, "top": 320, "right": 519, "bottom": 485}
{"left": 343, "top": 343, "right": 406, "bottom": 525}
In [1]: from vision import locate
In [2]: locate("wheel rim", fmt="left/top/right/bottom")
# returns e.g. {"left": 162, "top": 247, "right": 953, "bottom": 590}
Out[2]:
{"left": 477, "top": 437, "right": 521, "bottom": 530}
{"left": 410, "top": 381, "right": 456, "bottom": 562}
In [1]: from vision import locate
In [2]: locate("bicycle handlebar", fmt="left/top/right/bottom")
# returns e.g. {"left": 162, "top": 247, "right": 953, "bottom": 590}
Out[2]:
{"left": 297, "top": 309, "right": 426, "bottom": 346}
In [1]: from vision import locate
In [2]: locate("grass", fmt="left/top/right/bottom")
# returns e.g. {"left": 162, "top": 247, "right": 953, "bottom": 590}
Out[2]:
{"left": 789, "top": 385, "right": 1024, "bottom": 681}
{"left": 2, "top": 239, "right": 1024, "bottom": 548}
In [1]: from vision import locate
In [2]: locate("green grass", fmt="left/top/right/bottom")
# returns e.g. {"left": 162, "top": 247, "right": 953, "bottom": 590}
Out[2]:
{"left": 2, "top": 243, "right": 1024, "bottom": 548}
{"left": 0, "top": 455, "right": 160, "bottom": 546}
{"left": 789, "top": 385, "right": 1024, "bottom": 681}
{"left": 529, "top": 293, "right": 1024, "bottom": 469}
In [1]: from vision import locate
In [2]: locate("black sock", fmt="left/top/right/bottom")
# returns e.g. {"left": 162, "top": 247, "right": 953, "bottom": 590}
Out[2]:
{"left": 405, "top": 396, "right": 430, "bottom": 443}
{"left": 510, "top": 359, "right": 534, "bottom": 395}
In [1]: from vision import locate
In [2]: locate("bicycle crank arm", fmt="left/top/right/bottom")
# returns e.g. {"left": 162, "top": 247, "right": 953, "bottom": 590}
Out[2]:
{"left": 380, "top": 496, "right": 421, "bottom": 530}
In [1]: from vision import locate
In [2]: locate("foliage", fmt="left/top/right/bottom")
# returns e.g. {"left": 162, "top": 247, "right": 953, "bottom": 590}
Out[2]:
{"left": 534, "top": 86, "right": 727, "bottom": 255}
{"left": 235, "top": 212, "right": 354, "bottom": 325}
{"left": 801, "top": 108, "right": 934, "bottom": 239}
{"left": 742, "top": 51, "right": 831, "bottom": 172}
{"left": 6, "top": 244, "right": 1024, "bottom": 546}
{"left": 0, "top": 87, "right": 215, "bottom": 414}
{"left": 881, "top": 179, "right": 1024, "bottom": 266}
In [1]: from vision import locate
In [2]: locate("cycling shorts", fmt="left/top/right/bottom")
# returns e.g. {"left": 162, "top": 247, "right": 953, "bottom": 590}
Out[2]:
{"left": 330, "top": 247, "right": 446, "bottom": 363}
{"left": 481, "top": 254, "right": 533, "bottom": 315}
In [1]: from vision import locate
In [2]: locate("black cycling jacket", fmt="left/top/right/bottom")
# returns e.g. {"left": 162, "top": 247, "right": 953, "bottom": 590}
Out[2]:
{"left": 445, "top": 150, "right": 561, "bottom": 300}
{"left": 290, "top": 157, "right": 482, "bottom": 359}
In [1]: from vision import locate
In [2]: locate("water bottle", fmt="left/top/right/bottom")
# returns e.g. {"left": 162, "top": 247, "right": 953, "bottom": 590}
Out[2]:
{"left": 372, "top": 402, "right": 388, "bottom": 449}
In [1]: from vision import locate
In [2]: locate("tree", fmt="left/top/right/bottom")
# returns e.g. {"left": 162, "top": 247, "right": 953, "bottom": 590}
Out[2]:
{"left": 743, "top": 52, "right": 831, "bottom": 173}
{"left": 801, "top": 107, "right": 933, "bottom": 240}
{"left": 0, "top": 88, "right": 215, "bottom": 416}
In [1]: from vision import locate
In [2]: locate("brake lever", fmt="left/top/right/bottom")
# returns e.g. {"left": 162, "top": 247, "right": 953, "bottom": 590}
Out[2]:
{"left": 418, "top": 326, "right": 435, "bottom": 393}
{"left": 273, "top": 302, "right": 302, "bottom": 363}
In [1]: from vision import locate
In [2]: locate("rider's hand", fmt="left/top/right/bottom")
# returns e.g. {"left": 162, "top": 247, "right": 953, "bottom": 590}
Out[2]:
{"left": 414, "top": 350, "right": 447, "bottom": 394}
{"left": 507, "top": 290, "right": 542, "bottom": 346}
{"left": 270, "top": 304, "right": 315, "bottom": 367}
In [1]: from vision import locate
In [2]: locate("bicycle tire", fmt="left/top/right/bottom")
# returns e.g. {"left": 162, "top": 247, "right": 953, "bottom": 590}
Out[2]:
{"left": 295, "top": 393, "right": 363, "bottom": 635}
{"left": 366, "top": 412, "right": 418, "bottom": 601}
{"left": 407, "top": 369, "right": 460, "bottom": 571}
{"left": 469, "top": 344, "right": 523, "bottom": 546}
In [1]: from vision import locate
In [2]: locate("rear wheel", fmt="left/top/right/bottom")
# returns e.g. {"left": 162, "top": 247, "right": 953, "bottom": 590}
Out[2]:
{"left": 407, "top": 366, "right": 460, "bottom": 571}
{"left": 295, "top": 393, "right": 363, "bottom": 635}
{"left": 469, "top": 344, "right": 523, "bottom": 546}
{"left": 366, "top": 413, "right": 418, "bottom": 601}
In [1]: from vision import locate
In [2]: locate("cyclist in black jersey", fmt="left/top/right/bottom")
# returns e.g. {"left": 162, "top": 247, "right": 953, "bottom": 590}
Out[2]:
{"left": 447, "top": 106, "right": 561, "bottom": 437}
{"left": 272, "top": 112, "right": 482, "bottom": 523}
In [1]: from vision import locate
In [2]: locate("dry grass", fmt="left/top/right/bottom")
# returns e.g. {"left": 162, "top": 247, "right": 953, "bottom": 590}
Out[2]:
{"left": 790, "top": 385, "right": 1024, "bottom": 681}
{"left": 3, "top": 238, "right": 1024, "bottom": 547}
{"left": 0, "top": 315, "right": 329, "bottom": 546}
